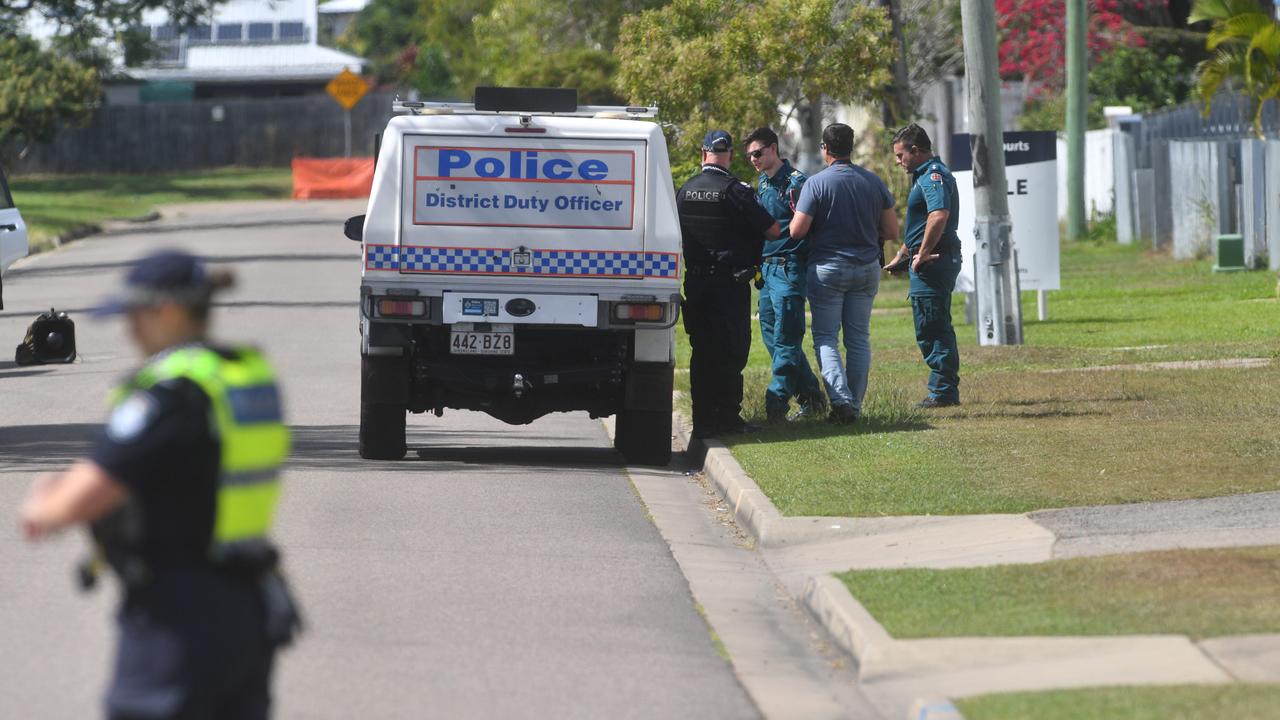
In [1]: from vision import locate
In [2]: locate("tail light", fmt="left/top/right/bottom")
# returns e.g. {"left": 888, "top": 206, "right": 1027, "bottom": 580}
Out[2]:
{"left": 613, "top": 303, "right": 665, "bottom": 322}
{"left": 376, "top": 298, "right": 427, "bottom": 317}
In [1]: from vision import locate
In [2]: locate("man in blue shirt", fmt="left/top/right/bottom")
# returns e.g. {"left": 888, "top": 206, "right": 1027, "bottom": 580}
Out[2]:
{"left": 743, "top": 127, "right": 824, "bottom": 423}
{"left": 885, "top": 123, "right": 962, "bottom": 408}
{"left": 789, "top": 124, "right": 899, "bottom": 424}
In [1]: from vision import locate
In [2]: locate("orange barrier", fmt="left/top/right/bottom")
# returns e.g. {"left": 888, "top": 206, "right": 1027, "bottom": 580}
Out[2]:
{"left": 291, "top": 157, "right": 374, "bottom": 199}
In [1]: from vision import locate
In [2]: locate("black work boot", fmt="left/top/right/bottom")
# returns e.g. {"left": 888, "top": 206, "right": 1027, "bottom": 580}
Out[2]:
{"left": 765, "top": 403, "right": 789, "bottom": 424}
{"left": 827, "top": 403, "right": 859, "bottom": 425}
{"left": 916, "top": 396, "right": 960, "bottom": 409}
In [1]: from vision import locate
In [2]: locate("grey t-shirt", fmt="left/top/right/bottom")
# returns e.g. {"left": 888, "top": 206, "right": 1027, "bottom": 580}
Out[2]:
{"left": 795, "top": 161, "right": 894, "bottom": 265}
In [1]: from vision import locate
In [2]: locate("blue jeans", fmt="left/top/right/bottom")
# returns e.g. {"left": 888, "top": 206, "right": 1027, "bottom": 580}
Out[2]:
{"left": 806, "top": 259, "right": 880, "bottom": 411}
{"left": 758, "top": 258, "right": 823, "bottom": 412}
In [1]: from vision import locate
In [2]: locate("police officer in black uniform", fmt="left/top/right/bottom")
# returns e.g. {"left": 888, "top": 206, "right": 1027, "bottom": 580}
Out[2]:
{"left": 20, "top": 250, "right": 299, "bottom": 720}
{"left": 678, "top": 130, "right": 780, "bottom": 439}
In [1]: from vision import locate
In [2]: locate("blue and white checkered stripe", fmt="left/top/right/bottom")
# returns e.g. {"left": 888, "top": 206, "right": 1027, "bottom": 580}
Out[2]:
{"left": 365, "top": 245, "right": 398, "bottom": 270}
{"left": 366, "top": 245, "right": 678, "bottom": 279}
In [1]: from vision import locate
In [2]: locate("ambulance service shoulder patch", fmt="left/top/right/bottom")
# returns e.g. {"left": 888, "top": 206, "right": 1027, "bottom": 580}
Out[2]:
{"left": 930, "top": 172, "right": 942, "bottom": 182}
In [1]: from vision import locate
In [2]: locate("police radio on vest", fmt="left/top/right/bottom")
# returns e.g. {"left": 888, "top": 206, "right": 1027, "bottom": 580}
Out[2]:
{"left": 437, "top": 149, "right": 610, "bottom": 181}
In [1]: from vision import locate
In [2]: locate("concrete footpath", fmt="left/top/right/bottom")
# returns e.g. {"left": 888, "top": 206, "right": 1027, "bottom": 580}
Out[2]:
{"left": 683, "top": 423, "right": 1280, "bottom": 719}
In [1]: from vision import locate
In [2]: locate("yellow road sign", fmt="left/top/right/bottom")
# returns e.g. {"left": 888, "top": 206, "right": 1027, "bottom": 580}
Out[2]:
{"left": 326, "top": 68, "right": 369, "bottom": 110}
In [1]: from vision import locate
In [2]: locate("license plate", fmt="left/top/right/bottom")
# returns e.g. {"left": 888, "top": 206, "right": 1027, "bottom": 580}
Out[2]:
{"left": 450, "top": 331, "right": 514, "bottom": 356}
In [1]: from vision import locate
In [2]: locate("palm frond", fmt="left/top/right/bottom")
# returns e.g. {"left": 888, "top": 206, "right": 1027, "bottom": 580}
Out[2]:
{"left": 1190, "top": 0, "right": 1258, "bottom": 25}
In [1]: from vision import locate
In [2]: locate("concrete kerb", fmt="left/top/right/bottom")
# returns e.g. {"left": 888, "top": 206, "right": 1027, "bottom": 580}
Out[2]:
{"left": 674, "top": 414, "right": 882, "bottom": 549}
{"left": 677, "top": 411, "right": 1280, "bottom": 716}
{"left": 676, "top": 413, "right": 1059, "bottom": 556}
{"left": 803, "top": 571, "right": 1235, "bottom": 690}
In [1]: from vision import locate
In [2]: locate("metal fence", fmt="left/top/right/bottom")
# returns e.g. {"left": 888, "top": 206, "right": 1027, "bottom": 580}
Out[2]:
{"left": 1109, "top": 92, "right": 1280, "bottom": 269}
{"left": 6, "top": 91, "right": 398, "bottom": 175}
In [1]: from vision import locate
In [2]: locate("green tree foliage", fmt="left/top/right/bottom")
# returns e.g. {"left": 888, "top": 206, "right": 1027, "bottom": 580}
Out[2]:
{"left": 1018, "top": 45, "right": 1191, "bottom": 131}
{"left": 349, "top": 0, "right": 663, "bottom": 102}
{"left": 345, "top": 0, "right": 488, "bottom": 96}
{"left": 1091, "top": 44, "right": 1192, "bottom": 110}
{"left": 616, "top": 0, "right": 895, "bottom": 175}
{"left": 0, "top": 1, "right": 222, "bottom": 34}
{"left": 0, "top": 2, "right": 228, "bottom": 146}
{"left": 0, "top": 0, "right": 224, "bottom": 66}
{"left": 470, "top": 0, "right": 666, "bottom": 103}
{"left": 0, "top": 34, "right": 98, "bottom": 146}
{"left": 1190, "top": 0, "right": 1280, "bottom": 135}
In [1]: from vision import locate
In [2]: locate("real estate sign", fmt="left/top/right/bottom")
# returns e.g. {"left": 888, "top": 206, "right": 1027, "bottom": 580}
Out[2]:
{"left": 950, "top": 131, "right": 1060, "bottom": 292}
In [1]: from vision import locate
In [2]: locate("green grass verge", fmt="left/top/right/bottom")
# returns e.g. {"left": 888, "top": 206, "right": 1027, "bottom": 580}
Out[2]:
{"left": 838, "top": 547, "right": 1280, "bottom": 639}
{"left": 9, "top": 168, "right": 294, "bottom": 248}
{"left": 675, "top": 240, "right": 1280, "bottom": 516}
{"left": 956, "top": 684, "right": 1280, "bottom": 720}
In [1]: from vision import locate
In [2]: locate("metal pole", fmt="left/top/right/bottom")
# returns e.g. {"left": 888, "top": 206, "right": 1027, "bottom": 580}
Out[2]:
{"left": 1037, "top": 289, "right": 1048, "bottom": 321}
{"left": 344, "top": 109, "right": 352, "bottom": 158}
{"left": 961, "top": 0, "right": 1023, "bottom": 345}
{"left": 1065, "top": 0, "right": 1087, "bottom": 241}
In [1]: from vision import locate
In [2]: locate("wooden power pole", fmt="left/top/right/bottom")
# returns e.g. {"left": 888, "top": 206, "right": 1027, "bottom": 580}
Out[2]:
{"left": 960, "top": 0, "right": 1023, "bottom": 345}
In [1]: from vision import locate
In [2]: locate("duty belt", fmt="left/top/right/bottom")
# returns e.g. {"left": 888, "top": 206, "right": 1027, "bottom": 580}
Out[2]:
{"left": 761, "top": 255, "right": 806, "bottom": 265}
{"left": 685, "top": 264, "right": 736, "bottom": 275}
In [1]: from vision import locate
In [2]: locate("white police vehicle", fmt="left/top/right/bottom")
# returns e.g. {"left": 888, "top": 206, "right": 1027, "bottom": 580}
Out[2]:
{"left": 346, "top": 88, "right": 680, "bottom": 464}
{"left": 0, "top": 162, "right": 30, "bottom": 310}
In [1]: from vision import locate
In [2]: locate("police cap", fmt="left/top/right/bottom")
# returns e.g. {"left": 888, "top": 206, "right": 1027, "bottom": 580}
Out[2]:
{"left": 702, "top": 130, "right": 733, "bottom": 153}
{"left": 93, "top": 249, "right": 226, "bottom": 316}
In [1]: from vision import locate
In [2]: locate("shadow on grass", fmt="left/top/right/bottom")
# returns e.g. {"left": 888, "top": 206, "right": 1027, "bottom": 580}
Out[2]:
{"left": 957, "top": 407, "right": 1109, "bottom": 419}
{"left": 728, "top": 415, "right": 932, "bottom": 445}
{"left": 1002, "top": 394, "right": 1147, "bottom": 406}
{"left": 1037, "top": 316, "right": 1145, "bottom": 325}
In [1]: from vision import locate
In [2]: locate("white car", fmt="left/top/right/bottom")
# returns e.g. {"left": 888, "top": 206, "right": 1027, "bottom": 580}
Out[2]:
{"left": 0, "top": 162, "right": 30, "bottom": 310}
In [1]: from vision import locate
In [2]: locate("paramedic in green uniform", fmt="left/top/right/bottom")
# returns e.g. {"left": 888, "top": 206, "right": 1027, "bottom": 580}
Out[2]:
{"left": 886, "top": 124, "right": 962, "bottom": 408}
{"left": 743, "top": 127, "right": 824, "bottom": 423}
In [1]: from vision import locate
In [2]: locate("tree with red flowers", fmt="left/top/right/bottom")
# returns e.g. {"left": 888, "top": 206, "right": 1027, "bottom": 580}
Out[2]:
{"left": 996, "top": 0, "right": 1151, "bottom": 96}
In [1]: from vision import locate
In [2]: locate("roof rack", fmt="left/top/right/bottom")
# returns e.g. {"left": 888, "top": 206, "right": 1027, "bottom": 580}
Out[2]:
{"left": 392, "top": 100, "right": 657, "bottom": 119}
{"left": 394, "top": 87, "right": 655, "bottom": 119}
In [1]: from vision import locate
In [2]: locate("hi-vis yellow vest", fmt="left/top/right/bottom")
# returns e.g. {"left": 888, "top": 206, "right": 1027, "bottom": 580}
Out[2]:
{"left": 120, "top": 345, "right": 290, "bottom": 560}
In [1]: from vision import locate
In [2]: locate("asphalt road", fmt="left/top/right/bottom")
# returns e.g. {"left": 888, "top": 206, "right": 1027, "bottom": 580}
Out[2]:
{"left": 0, "top": 203, "right": 760, "bottom": 719}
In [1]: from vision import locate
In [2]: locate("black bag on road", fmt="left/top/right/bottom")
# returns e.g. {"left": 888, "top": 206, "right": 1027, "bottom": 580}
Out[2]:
{"left": 15, "top": 308, "right": 77, "bottom": 365}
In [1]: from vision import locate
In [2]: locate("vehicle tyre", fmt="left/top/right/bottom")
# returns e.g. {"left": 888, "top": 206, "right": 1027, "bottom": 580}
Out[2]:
{"left": 359, "top": 355, "right": 408, "bottom": 460}
{"left": 615, "top": 408, "right": 672, "bottom": 466}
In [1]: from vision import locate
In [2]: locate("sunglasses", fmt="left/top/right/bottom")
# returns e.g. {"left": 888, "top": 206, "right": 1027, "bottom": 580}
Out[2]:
{"left": 747, "top": 148, "right": 768, "bottom": 159}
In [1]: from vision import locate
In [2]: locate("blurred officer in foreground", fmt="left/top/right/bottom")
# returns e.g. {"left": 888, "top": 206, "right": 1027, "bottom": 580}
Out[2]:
{"left": 20, "top": 249, "right": 300, "bottom": 720}
{"left": 743, "top": 127, "right": 825, "bottom": 424}
{"left": 789, "top": 123, "right": 899, "bottom": 424}
{"left": 677, "top": 130, "right": 781, "bottom": 439}
{"left": 885, "top": 123, "right": 962, "bottom": 408}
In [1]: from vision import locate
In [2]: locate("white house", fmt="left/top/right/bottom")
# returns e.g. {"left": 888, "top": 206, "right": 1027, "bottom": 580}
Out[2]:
{"left": 110, "top": 0, "right": 367, "bottom": 103}
{"left": 318, "top": 0, "right": 371, "bottom": 43}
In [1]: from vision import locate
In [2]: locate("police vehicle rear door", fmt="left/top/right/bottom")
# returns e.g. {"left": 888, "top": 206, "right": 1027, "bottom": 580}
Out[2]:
{"left": 398, "top": 132, "right": 648, "bottom": 282}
